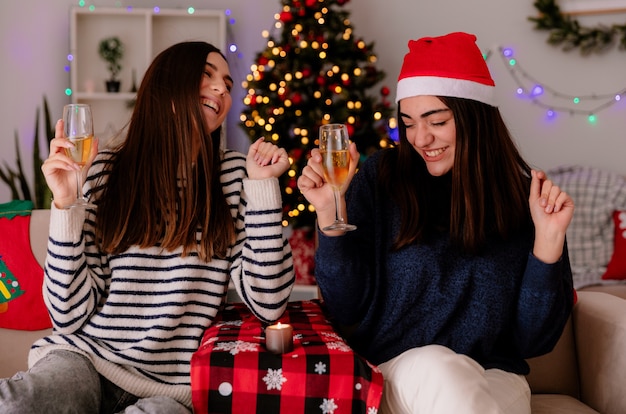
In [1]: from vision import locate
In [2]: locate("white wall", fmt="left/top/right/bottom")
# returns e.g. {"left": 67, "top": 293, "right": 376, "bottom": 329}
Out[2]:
{"left": 2, "top": 0, "right": 625, "bottom": 203}
{"left": 346, "top": 1, "right": 626, "bottom": 173}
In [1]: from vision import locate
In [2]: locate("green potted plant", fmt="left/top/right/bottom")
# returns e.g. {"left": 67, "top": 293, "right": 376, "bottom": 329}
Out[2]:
{"left": 98, "top": 36, "right": 124, "bottom": 92}
{"left": 0, "top": 96, "right": 54, "bottom": 209}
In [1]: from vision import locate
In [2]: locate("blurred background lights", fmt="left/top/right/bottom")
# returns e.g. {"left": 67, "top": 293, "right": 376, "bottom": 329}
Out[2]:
{"left": 496, "top": 45, "right": 625, "bottom": 124}
{"left": 61, "top": 6, "right": 622, "bottom": 127}
{"left": 225, "top": 9, "right": 235, "bottom": 24}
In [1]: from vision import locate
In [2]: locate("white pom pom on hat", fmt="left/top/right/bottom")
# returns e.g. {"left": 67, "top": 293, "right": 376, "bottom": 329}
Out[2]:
{"left": 395, "top": 32, "right": 496, "bottom": 107}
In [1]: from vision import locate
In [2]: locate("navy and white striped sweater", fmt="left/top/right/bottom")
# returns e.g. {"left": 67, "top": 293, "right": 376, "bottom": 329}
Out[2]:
{"left": 29, "top": 149, "right": 294, "bottom": 407}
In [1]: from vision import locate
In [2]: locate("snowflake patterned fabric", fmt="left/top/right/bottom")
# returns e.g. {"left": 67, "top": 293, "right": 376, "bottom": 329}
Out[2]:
{"left": 191, "top": 300, "right": 383, "bottom": 413}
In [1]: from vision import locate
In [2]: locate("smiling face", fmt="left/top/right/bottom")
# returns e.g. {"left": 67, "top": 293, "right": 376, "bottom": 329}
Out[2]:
{"left": 200, "top": 52, "right": 233, "bottom": 133}
{"left": 399, "top": 95, "right": 456, "bottom": 176}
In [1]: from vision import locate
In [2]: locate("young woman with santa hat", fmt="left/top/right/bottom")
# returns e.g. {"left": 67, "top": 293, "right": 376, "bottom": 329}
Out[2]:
{"left": 298, "top": 32, "right": 574, "bottom": 413}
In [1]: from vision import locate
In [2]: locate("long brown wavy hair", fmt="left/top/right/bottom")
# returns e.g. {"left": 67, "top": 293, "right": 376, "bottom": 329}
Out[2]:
{"left": 379, "top": 97, "right": 532, "bottom": 253}
{"left": 95, "top": 42, "right": 235, "bottom": 261}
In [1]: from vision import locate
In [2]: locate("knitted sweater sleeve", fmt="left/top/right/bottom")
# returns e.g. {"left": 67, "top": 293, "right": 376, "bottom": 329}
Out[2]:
{"left": 43, "top": 153, "right": 113, "bottom": 333}
{"left": 314, "top": 153, "right": 380, "bottom": 326}
{"left": 514, "top": 248, "right": 574, "bottom": 358}
{"left": 222, "top": 150, "right": 294, "bottom": 323}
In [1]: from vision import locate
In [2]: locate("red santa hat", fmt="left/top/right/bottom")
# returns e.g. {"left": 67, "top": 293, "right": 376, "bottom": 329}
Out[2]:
{"left": 396, "top": 32, "right": 496, "bottom": 106}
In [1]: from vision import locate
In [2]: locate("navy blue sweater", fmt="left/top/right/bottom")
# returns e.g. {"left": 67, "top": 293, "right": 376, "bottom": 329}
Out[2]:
{"left": 315, "top": 150, "right": 574, "bottom": 374}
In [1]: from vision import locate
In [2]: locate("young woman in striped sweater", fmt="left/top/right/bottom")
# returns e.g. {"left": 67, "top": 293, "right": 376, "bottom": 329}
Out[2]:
{"left": 0, "top": 42, "right": 294, "bottom": 413}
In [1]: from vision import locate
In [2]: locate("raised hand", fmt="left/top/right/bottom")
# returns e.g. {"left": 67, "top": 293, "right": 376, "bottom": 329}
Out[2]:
{"left": 246, "top": 138, "right": 290, "bottom": 180}
{"left": 41, "top": 119, "right": 98, "bottom": 209}
{"left": 297, "top": 141, "right": 359, "bottom": 233}
{"left": 529, "top": 169, "right": 575, "bottom": 263}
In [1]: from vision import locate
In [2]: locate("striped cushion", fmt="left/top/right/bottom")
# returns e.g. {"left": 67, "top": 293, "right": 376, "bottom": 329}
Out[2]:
{"left": 547, "top": 165, "right": 626, "bottom": 289}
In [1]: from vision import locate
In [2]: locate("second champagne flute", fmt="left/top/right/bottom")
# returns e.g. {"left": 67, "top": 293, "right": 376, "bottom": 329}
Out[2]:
{"left": 319, "top": 123, "right": 356, "bottom": 232}
{"left": 63, "top": 103, "right": 96, "bottom": 208}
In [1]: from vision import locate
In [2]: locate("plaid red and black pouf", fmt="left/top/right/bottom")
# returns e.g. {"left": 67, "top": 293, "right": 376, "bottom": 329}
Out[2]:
{"left": 191, "top": 300, "right": 383, "bottom": 414}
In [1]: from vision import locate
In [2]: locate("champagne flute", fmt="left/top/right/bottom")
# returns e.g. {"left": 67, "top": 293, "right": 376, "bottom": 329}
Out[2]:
{"left": 319, "top": 123, "right": 356, "bottom": 232}
{"left": 63, "top": 104, "right": 95, "bottom": 208}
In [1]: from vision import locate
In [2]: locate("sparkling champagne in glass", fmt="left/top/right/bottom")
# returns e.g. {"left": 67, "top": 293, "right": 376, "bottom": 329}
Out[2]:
{"left": 319, "top": 123, "right": 356, "bottom": 231}
{"left": 63, "top": 104, "right": 95, "bottom": 208}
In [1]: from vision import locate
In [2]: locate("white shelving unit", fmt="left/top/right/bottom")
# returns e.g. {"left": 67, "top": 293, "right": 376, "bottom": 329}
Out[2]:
{"left": 69, "top": 7, "right": 226, "bottom": 143}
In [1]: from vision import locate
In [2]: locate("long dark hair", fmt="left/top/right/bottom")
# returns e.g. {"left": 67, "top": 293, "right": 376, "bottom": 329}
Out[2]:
{"left": 96, "top": 41, "right": 234, "bottom": 261}
{"left": 379, "top": 97, "right": 532, "bottom": 253}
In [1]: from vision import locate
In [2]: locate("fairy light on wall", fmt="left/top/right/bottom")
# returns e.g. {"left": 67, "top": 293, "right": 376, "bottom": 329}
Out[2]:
{"left": 224, "top": 8, "right": 244, "bottom": 60}
{"left": 64, "top": 53, "right": 73, "bottom": 96}
{"left": 496, "top": 46, "right": 626, "bottom": 124}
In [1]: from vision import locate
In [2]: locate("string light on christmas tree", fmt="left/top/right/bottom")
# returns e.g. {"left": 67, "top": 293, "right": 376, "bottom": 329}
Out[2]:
{"left": 240, "top": 0, "right": 394, "bottom": 228}
{"left": 497, "top": 46, "right": 626, "bottom": 124}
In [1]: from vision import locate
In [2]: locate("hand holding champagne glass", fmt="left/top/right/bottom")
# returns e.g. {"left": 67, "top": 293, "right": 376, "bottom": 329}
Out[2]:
{"left": 319, "top": 123, "right": 356, "bottom": 232}
{"left": 63, "top": 104, "right": 95, "bottom": 208}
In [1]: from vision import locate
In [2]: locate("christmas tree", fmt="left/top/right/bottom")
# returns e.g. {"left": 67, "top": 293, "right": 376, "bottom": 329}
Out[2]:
{"left": 240, "top": 0, "right": 395, "bottom": 229}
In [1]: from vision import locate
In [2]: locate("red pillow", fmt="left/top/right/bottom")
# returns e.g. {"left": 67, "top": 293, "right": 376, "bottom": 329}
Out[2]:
{"left": 602, "top": 210, "right": 626, "bottom": 280}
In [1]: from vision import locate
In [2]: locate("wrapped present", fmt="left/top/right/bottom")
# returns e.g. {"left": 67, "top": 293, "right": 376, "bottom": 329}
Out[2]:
{"left": 191, "top": 300, "right": 382, "bottom": 413}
